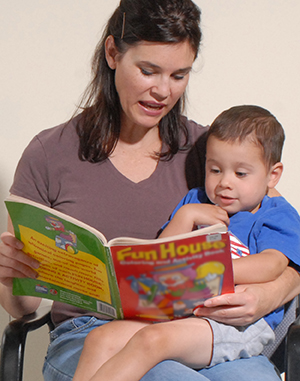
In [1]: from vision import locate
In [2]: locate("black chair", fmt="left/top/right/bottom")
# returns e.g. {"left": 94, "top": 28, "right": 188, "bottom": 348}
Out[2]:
{"left": 0, "top": 303, "right": 54, "bottom": 381}
{"left": 285, "top": 296, "right": 300, "bottom": 380}
{"left": 1, "top": 298, "right": 300, "bottom": 381}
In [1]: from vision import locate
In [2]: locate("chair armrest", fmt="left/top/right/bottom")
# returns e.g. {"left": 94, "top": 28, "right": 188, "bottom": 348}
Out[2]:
{"left": 286, "top": 313, "right": 300, "bottom": 381}
{"left": 0, "top": 302, "right": 54, "bottom": 381}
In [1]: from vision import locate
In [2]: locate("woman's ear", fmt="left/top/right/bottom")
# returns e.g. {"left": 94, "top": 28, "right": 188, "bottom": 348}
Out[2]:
{"left": 268, "top": 162, "right": 283, "bottom": 189}
{"left": 105, "top": 35, "right": 118, "bottom": 69}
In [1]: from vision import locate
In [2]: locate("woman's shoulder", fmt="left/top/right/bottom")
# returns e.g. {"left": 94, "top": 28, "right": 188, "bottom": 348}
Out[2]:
{"left": 181, "top": 116, "right": 208, "bottom": 143}
{"left": 15, "top": 114, "right": 82, "bottom": 175}
{"left": 35, "top": 114, "right": 81, "bottom": 149}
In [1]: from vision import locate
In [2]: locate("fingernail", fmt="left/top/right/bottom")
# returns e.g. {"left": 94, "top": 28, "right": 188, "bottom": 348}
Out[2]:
{"left": 32, "top": 271, "right": 39, "bottom": 279}
{"left": 32, "top": 261, "right": 40, "bottom": 269}
{"left": 17, "top": 242, "right": 24, "bottom": 250}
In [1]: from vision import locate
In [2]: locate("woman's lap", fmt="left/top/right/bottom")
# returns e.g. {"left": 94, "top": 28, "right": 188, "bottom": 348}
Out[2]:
{"left": 43, "top": 316, "right": 107, "bottom": 381}
{"left": 197, "top": 356, "right": 281, "bottom": 381}
{"left": 43, "top": 317, "right": 281, "bottom": 381}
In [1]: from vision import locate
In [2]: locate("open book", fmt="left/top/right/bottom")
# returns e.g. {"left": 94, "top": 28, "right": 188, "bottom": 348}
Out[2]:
{"left": 5, "top": 195, "right": 234, "bottom": 321}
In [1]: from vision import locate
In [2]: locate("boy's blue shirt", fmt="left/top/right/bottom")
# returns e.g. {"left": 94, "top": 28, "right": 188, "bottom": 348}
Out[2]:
{"left": 163, "top": 187, "right": 300, "bottom": 329}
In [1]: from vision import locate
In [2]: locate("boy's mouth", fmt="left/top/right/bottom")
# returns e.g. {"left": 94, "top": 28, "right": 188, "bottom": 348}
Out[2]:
{"left": 217, "top": 195, "right": 236, "bottom": 205}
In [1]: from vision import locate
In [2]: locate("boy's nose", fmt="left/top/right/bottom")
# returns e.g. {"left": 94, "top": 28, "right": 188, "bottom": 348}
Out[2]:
{"left": 218, "top": 174, "right": 232, "bottom": 189}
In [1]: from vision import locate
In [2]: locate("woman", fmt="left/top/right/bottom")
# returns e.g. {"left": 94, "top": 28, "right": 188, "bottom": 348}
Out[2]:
{"left": 0, "top": 1, "right": 298, "bottom": 380}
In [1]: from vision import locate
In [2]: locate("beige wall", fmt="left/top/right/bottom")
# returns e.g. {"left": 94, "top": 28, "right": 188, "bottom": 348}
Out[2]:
{"left": 1, "top": 1, "right": 299, "bottom": 379}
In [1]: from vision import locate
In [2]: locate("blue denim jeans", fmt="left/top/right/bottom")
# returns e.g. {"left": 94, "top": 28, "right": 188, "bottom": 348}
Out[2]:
{"left": 43, "top": 317, "right": 281, "bottom": 381}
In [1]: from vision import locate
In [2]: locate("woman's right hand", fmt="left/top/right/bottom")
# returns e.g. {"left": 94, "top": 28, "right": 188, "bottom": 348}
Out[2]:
{"left": 0, "top": 232, "right": 39, "bottom": 288}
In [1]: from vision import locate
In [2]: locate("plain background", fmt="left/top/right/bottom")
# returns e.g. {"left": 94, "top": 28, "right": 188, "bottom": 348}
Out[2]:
{"left": 1, "top": 1, "right": 299, "bottom": 379}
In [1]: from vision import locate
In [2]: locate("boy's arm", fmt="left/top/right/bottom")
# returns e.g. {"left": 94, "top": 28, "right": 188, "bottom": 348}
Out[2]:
{"left": 233, "top": 249, "right": 289, "bottom": 284}
{"left": 159, "top": 204, "right": 229, "bottom": 238}
{"left": 194, "top": 266, "right": 300, "bottom": 326}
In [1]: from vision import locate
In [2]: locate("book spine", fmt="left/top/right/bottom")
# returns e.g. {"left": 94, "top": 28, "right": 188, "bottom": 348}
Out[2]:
{"left": 105, "top": 246, "right": 124, "bottom": 319}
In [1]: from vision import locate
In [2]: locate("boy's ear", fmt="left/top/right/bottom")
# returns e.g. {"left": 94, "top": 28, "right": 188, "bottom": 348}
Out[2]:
{"left": 105, "top": 35, "right": 119, "bottom": 70}
{"left": 268, "top": 162, "right": 283, "bottom": 189}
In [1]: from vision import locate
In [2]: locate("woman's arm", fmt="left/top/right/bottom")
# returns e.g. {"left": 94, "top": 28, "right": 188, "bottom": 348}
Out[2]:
{"left": 194, "top": 266, "right": 300, "bottom": 326}
{"left": 0, "top": 217, "right": 42, "bottom": 318}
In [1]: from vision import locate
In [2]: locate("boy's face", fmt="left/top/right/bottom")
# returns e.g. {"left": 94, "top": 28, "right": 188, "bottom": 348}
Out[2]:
{"left": 205, "top": 135, "right": 273, "bottom": 215}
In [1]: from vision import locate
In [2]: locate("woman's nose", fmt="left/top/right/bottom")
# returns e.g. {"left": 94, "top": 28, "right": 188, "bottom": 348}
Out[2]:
{"left": 150, "top": 77, "right": 171, "bottom": 100}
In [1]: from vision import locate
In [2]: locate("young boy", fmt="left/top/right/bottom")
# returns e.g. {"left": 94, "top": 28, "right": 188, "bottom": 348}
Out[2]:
{"left": 73, "top": 105, "right": 300, "bottom": 381}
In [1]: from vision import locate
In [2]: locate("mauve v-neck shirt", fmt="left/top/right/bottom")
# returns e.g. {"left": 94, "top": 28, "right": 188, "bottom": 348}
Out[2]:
{"left": 10, "top": 114, "right": 207, "bottom": 325}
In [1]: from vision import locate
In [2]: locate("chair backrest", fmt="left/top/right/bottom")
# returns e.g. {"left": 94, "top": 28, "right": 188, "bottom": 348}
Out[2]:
{"left": 262, "top": 296, "right": 298, "bottom": 373}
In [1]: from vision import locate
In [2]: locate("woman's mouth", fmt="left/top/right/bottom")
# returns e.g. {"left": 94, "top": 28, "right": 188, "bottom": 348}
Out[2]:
{"left": 139, "top": 101, "right": 165, "bottom": 114}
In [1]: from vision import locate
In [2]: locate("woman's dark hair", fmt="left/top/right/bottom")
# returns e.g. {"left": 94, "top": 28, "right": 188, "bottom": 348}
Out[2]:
{"left": 75, "top": 0, "right": 202, "bottom": 162}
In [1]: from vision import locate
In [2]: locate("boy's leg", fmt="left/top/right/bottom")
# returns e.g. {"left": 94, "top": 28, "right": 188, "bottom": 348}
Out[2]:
{"left": 73, "top": 319, "right": 151, "bottom": 381}
{"left": 90, "top": 317, "right": 213, "bottom": 381}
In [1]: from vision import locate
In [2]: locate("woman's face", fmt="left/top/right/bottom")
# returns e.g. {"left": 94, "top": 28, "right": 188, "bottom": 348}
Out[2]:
{"left": 106, "top": 38, "right": 195, "bottom": 132}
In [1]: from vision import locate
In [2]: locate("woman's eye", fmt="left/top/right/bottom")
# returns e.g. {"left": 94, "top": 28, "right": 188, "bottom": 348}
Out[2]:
{"left": 173, "top": 74, "right": 185, "bottom": 80}
{"left": 140, "top": 68, "right": 153, "bottom": 76}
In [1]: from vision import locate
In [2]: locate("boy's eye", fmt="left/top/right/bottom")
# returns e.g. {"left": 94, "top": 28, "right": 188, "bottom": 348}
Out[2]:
{"left": 210, "top": 168, "right": 220, "bottom": 174}
{"left": 236, "top": 171, "right": 247, "bottom": 178}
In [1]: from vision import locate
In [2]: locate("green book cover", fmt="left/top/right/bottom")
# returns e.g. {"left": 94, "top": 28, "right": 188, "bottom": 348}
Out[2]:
{"left": 5, "top": 195, "right": 123, "bottom": 319}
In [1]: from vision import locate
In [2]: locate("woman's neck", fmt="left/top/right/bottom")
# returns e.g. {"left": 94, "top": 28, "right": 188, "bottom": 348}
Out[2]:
{"left": 109, "top": 125, "right": 162, "bottom": 183}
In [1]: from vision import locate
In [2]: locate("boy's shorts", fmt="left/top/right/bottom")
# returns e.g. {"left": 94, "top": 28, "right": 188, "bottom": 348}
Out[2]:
{"left": 204, "top": 318, "right": 275, "bottom": 367}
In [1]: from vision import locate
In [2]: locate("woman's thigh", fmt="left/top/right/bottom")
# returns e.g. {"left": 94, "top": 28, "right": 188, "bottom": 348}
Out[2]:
{"left": 43, "top": 317, "right": 110, "bottom": 381}
{"left": 141, "top": 356, "right": 281, "bottom": 381}
{"left": 141, "top": 360, "right": 210, "bottom": 381}
{"left": 198, "top": 355, "right": 281, "bottom": 381}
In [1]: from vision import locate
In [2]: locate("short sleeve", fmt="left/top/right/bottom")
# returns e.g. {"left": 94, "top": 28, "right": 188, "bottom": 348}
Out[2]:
{"left": 10, "top": 135, "right": 51, "bottom": 206}
{"left": 160, "top": 187, "right": 209, "bottom": 231}
{"left": 252, "top": 198, "right": 300, "bottom": 269}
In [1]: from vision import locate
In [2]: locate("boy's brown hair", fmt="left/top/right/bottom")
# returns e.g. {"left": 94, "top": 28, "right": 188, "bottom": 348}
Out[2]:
{"left": 207, "top": 105, "right": 285, "bottom": 168}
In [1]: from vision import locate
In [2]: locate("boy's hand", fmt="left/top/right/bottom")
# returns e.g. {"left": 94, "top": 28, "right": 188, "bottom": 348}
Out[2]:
{"left": 187, "top": 204, "right": 230, "bottom": 228}
{"left": 159, "top": 203, "right": 229, "bottom": 238}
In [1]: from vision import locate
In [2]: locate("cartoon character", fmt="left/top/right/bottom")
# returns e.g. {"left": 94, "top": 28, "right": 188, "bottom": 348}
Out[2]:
{"left": 127, "top": 275, "right": 160, "bottom": 306}
{"left": 195, "top": 261, "right": 225, "bottom": 297}
{"left": 127, "top": 262, "right": 212, "bottom": 318}
{"left": 152, "top": 263, "right": 212, "bottom": 316}
{"left": 45, "top": 216, "right": 78, "bottom": 254}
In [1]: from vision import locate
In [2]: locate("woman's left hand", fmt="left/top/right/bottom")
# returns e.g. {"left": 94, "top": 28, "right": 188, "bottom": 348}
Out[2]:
{"left": 193, "top": 284, "right": 264, "bottom": 326}
{"left": 194, "top": 266, "right": 300, "bottom": 326}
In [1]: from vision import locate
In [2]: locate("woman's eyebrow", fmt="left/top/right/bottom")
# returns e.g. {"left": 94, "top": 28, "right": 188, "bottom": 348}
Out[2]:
{"left": 139, "top": 61, "right": 192, "bottom": 73}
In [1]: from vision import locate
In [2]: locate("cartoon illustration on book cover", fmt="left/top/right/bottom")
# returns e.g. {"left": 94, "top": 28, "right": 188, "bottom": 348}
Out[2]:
{"left": 45, "top": 215, "right": 78, "bottom": 254}
{"left": 127, "top": 260, "right": 225, "bottom": 318}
